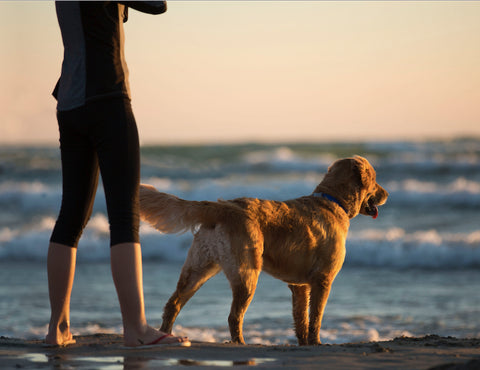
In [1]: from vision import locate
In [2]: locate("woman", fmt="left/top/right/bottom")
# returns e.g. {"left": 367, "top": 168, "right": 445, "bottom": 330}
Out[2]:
{"left": 46, "top": 1, "right": 190, "bottom": 347}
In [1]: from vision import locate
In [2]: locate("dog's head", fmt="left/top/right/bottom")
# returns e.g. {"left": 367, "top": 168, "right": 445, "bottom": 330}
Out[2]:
{"left": 314, "top": 156, "right": 388, "bottom": 219}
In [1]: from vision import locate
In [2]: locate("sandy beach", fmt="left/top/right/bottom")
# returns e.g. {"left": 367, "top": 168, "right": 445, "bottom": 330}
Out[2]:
{"left": 0, "top": 335, "right": 479, "bottom": 369}
{"left": 1, "top": 143, "right": 480, "bottom": 368}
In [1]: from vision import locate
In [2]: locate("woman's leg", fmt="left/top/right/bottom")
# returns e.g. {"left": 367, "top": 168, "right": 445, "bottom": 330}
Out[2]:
{"left": 46, "top": 243, "right": 77, "bottom": 346}
{"left": 95, "top": 99, "right": 189, "bottom": 346}
{"left": 47, "top": 108, "right": 99, "bottom": 346}
{"left": 111, "top": 242, "right": 189, "bottom": 346}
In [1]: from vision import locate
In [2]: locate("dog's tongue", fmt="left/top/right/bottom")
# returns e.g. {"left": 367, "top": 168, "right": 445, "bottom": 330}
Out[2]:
{"left": 371, "top": 205, "right": 378, "bottom": 219}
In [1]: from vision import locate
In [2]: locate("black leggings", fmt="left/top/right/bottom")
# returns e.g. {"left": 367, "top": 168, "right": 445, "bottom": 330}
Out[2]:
{"left": 50, "top": 97, "right": 140, "bottom": 248}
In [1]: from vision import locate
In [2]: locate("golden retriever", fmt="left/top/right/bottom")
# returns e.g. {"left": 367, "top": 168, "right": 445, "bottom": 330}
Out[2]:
{"left": 139, "top": 156, "right": 388, "bottom": 345}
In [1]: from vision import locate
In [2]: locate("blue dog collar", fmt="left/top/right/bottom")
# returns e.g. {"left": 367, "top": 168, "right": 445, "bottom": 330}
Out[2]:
{"left": 313, "top": 192, "right": 348, "bottom": 215}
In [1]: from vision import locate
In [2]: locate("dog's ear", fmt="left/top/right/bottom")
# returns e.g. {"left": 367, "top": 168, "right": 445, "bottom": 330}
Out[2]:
{"left": 327, "top": 157, "right": 366, "bottom": 186}
{"left": 351, "top": 156, "right": 374, "bottom": 187}
{"left": 327, "top": 158, "right": 354, "bottom": 175}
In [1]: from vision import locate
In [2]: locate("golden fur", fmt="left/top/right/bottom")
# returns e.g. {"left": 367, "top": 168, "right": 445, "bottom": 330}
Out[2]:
{"left": 139, "top": 156, "right": 388, "bottom": 345}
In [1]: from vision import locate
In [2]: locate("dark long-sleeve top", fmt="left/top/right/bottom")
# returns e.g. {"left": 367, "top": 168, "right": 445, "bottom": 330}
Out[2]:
{"left": 53, "top": 1, "right": 166, "bottom": 111}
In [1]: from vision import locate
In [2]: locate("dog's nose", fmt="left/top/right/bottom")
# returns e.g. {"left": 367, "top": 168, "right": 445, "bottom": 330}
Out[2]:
{"left": 378, "top": 186, "right": 389, "bottom": 204}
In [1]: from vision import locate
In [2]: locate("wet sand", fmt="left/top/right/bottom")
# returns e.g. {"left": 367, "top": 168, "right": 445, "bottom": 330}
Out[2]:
{"left": 1, "top": 334, "right": 479, "bottom": 369}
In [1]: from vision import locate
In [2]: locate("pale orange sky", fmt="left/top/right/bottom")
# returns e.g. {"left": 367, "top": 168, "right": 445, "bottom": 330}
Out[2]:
{"left": 1, "top": 1, "right": 479, "bottom": 145}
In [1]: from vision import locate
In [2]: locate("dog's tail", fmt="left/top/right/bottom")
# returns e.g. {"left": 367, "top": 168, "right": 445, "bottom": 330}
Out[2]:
{"left": 139, "top": 184, "right": 240, "bottom": 234}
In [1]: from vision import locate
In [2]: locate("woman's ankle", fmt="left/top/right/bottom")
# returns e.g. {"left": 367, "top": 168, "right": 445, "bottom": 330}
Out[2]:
{"left": 46, "top": 320, "right": 75, "bottom": 345}
{"left": 123, "top": 325, "right": 187, "bottom": 347}
{"left": 123, "top": 323, "right": 152, "bottom": 346}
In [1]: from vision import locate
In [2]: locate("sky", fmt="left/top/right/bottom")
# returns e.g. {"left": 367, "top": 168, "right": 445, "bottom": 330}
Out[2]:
{"left": 1, "top": 1, "right": 479, "bottom": 145}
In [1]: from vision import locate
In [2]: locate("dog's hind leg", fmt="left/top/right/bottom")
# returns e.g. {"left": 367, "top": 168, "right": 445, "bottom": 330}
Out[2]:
{"left": 222, "top": 226, "right": 264, "bottom": 345}
{"left": 160, "top": 233, "right": 221, "bottom": 333}
{"left": 224, "top": 268, "right": 260, "bottom": 345}
{"left": 161, "top": 261, "right": 221, "bottom": 333}
{"left": 160, "top": 262, "right": 221, "bottom": 334}
{"left": 288, "top": 284, "right": 311, "bottom": 345}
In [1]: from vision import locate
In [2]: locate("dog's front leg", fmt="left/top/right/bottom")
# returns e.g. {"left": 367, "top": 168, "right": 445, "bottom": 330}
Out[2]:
{"left": 288, "top": 284, "right": 311, "bottom": 345}
{"left": 308, "top": 279, "right": 333, "bottom": 345}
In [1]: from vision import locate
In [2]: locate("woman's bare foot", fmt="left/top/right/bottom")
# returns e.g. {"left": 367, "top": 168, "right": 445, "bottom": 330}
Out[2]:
{"left": 124, "top": 325, "right": 190, "bottom": 347}
{"left": 45, "top": 328, "right": 76, "bottom": 347}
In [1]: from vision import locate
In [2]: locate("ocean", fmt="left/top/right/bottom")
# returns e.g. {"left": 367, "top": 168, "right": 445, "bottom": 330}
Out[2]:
{"left": 1, "top": 139, "right": 479, "bottom": 345}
